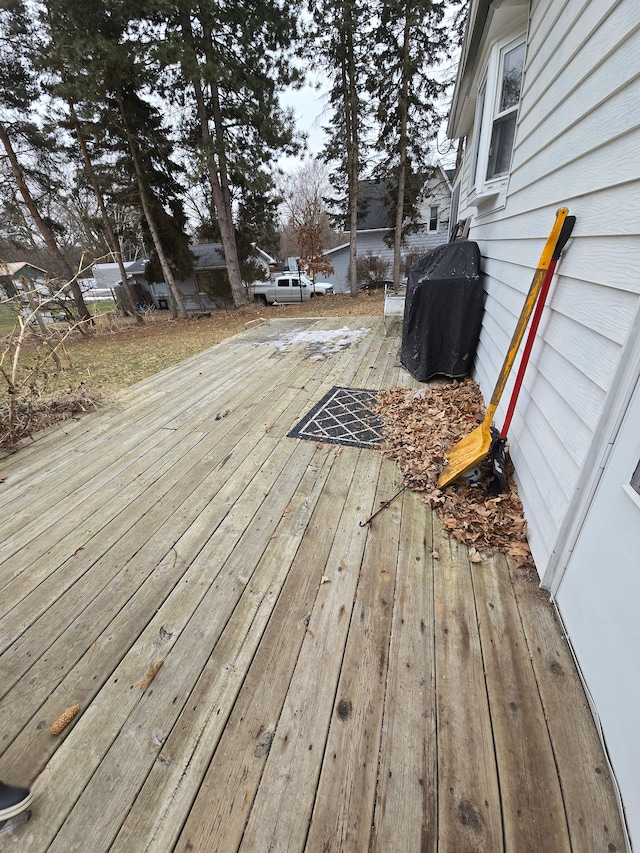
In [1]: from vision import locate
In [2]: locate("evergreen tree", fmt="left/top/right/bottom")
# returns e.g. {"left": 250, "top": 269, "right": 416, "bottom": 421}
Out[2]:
{"left": 0, "top": 0, "right": 92, "bottom": 323}
{"left": 368, "top": 0, "right": 452, "bottom": 290}
{"left": 158, "top": 0, "right": 304, "bottom": 308}
{"left": 312, "top": 0, "right": 371, "bottom": 297}
{"left": 38, "top": 0, "right": 190, "bottom": 318}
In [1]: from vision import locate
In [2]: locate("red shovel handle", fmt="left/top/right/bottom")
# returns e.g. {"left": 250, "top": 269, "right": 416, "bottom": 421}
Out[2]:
{"left": 500, "top": 216, "right": 576, "bottom": 439}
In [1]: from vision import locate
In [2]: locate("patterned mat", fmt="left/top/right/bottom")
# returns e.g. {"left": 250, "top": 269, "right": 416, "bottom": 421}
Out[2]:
{"left": 288, "top": 386, "right": 385, "bottom": 449}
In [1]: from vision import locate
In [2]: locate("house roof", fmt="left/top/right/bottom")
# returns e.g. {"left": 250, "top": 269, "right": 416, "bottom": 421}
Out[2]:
{"left": 93, "top": 259, "right": 149, "bottom": 287}
{"left": 324, "top": 242, "right": 351, "bottom": 256}
{"left": 191, "top": 243, "right": 226, "bottom": 269}
{"left": 356, "top": 164, "right": 453, "bottom": 232}
{"left": 448, "top": 0, "right": 528, "bottom": 137}
{"left": 357, "top": 182, "right": 394, "bottom": 230}
{"left": 190, "top": 243, "right": 277, "bottom": 270}
{"left": 0, "top": 261, "right": 48, "bottom": 279}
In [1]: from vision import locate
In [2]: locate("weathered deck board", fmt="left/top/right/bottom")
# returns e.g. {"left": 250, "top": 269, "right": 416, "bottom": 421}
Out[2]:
{"left": 301, "top": 456, "right": 402, "bottom": 853}
{"left": 0, "top": 316, "right": 628, "bottom": 852}
{"left": 370, "top": 488, "right": 437, "bottom": 853}
{"left": 434, "top": 514, "right": 503, "bottom": 852}
{"left": 472, "top": 551, "right": 571, "bottom": 852}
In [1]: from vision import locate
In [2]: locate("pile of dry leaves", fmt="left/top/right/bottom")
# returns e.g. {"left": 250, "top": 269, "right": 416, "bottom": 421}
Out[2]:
{"left": 376, "top": 378, "right": 533, "bottom": 567}
{"left": 0, "top": 387, "right": 103, "bottom": 452}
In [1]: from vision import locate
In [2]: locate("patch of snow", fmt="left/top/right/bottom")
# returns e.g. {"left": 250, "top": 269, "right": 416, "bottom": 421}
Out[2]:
{"left": 260, "top": 326, "right": 368, "bottom": 360}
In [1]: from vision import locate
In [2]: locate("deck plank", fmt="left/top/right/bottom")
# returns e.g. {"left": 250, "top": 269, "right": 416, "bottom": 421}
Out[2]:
{"left": 508, "top": 558, "right": 628, "bottom": 853}
{"left": 433, "top": 514, "right": 503, "bottom": 852}
{"left": 21, "top": 440, "right": 322, "bottom": 851}
{"left": 174, "top": 449, "right": 382, "bottom": 853}
{"left": 370, "top": 488, "right": 437, "bottom": 853}
{"left": 301, "top": 457, "right": 402, "bottom": 853}
{"left": 111, "top": 446, "right": 356, "bottom": 853}
{"left": 472, "top": 551, "right": 571, "bottom": 852}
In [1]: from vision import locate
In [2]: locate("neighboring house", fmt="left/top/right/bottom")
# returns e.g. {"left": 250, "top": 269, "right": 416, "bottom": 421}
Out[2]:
{"left": 0, "top": 261, "right": 49, "bottom": 300}
{"left": 323, "top": 165, "right": 453, "bottom": 293}
{"left": 150, "top": 243, "right": 277, "bottom": 310}
{"left": 448, "top": 0, "right": 640, "bottom": 844}
{"left": 0, "top": 262, "right": 54, "bottom": 321}
{"left": 92, "top": 259, "right": 151, "bottom": 306}
{"left": 93, "top": 245, "right": 276, "bottom": 311}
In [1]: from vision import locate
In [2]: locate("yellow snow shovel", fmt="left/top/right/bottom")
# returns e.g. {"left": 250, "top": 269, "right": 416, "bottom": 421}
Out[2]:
{"left": 438, "top": 207, "right": 570, "bottom": 488}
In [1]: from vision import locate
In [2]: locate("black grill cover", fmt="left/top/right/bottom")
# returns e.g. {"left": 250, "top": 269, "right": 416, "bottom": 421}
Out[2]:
{"left": 400, "top": 241, "right": 484, "bottom": 381}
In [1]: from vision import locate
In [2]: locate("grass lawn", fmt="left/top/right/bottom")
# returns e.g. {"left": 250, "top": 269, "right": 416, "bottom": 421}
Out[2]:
{"left": 0, "top": 302, "right": 18, "bottom": 335}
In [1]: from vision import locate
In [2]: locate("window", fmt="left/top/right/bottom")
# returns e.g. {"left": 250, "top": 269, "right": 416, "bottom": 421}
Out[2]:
{"left": 472, "top": 35, "right": 526, "bottom": 203}
{"left": 429, "top": 206, "right": 439, "bottom": 231}
{"left": 486, "top": 42, "right": 525, "bottom": 180}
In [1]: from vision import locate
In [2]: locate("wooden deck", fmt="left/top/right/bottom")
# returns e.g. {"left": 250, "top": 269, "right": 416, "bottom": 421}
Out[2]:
{"left": 0, "top": 316, "right": 627, "bottom": 852}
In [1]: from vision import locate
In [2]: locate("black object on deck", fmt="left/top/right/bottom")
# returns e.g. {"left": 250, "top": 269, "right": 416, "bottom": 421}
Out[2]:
{"left": 400, "top": 241, "right": 484, "bottom": 381}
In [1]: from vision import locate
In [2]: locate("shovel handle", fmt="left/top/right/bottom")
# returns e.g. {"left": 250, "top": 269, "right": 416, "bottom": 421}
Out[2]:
{"left": 501, "top": 215, "right": 577, "bottom": 438}
{"left": 486, "top": 208, "right": 569, "bottom": 420}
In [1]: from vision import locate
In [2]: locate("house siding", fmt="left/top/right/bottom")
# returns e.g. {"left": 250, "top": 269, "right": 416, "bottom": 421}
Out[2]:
{"left": 456, "top": 0, "right": 640, "bottom": 576}
{"left": 325, "top": 224, "right": 450, "bottom": 293}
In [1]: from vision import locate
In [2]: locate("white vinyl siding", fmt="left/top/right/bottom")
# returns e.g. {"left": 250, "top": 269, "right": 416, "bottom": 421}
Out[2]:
{"left": 455, "top": 0, "right": 640, "bottom": 576}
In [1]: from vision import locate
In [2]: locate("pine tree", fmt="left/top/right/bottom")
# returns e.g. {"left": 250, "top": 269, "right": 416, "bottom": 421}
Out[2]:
{"left": 38, "top": 0, "right": 190, "bottom": 319}
{"left": 368, "top": 0, "right": 452, "bottom": 290}
{"left": 159, "top": 0, "right": 304, "bottom": 308}
{"left": 0, "top": 0, "right": 92, "bottom": 323}
{"left": 313, "top": 0, "right": 371, "bottom": 297}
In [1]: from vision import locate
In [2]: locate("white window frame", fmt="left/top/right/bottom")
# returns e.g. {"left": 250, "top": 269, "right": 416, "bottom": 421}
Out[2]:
{"left": 471, "top": 33, "right": 526, "bottom": 209}
{"left": 428, "top": 205, "right": 439, "bottom": 231}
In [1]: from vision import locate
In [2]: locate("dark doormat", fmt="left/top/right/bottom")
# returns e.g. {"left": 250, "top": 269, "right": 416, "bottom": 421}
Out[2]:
{"left": 288, "top": 386, "right": 385, "bottom": 449}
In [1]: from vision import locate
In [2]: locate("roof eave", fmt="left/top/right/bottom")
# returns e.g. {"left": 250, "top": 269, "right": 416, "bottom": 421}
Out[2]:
{"left": 448, "top": 0, "right": 493, "bottom": 139}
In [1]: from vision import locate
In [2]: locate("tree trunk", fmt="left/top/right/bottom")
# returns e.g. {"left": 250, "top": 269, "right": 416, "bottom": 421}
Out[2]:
{"left": 208, "top": 79, "right": 248, "bottom": 307}
{"left": 116, "top": 95, "right": 188, "bottom": 320}
{"left": 392, "top": 12, "right": 412, "bottom": 292}
{"left": 343, "top": 3, "right": 359, "bottom": 298}
{"left": 178, "top": 11, "right": 247, "bottom": 308}
{"left": 0, "top": 120, "right": 93, "bottom": 325}
{"left": 181, "top": 12, "right": 247, "bottom": 309}
{"left": 69, "top": 104, "right": 142, "bottom": 321}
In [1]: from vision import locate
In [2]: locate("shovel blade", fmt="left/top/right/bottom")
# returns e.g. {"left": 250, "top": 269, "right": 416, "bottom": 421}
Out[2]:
{"left": 438, "top": 420, "right": 493, "bottom": 488}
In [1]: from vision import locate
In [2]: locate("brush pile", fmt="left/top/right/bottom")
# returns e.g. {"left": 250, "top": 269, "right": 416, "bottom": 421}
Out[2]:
{"left": 1, "top": 387, "right": 102, "bottom": 452}
{"left": 376, "top": 378, "right": 533, "bottom": 567}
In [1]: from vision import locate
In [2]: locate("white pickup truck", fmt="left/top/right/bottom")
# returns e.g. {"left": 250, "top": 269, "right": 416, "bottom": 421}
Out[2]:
{"left": 247, "top": 274, "right": 333, "bottom": 305}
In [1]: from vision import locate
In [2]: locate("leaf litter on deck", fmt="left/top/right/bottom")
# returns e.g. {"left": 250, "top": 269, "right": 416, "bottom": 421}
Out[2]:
{"left": 376, "top": 378, "right": 533, "bottom": 568}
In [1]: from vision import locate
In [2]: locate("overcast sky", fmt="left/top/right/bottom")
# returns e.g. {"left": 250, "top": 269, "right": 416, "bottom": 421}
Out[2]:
{"left": 279, "top": 76, "right": 331, "bottom": 171}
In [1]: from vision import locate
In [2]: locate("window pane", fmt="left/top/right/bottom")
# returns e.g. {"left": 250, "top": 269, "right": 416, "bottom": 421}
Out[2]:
{"left": 500, "top": 43, "right": 525, "bottom": 112}
{"left": 486, "top": 111, "right": 517, "bottom": 179}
